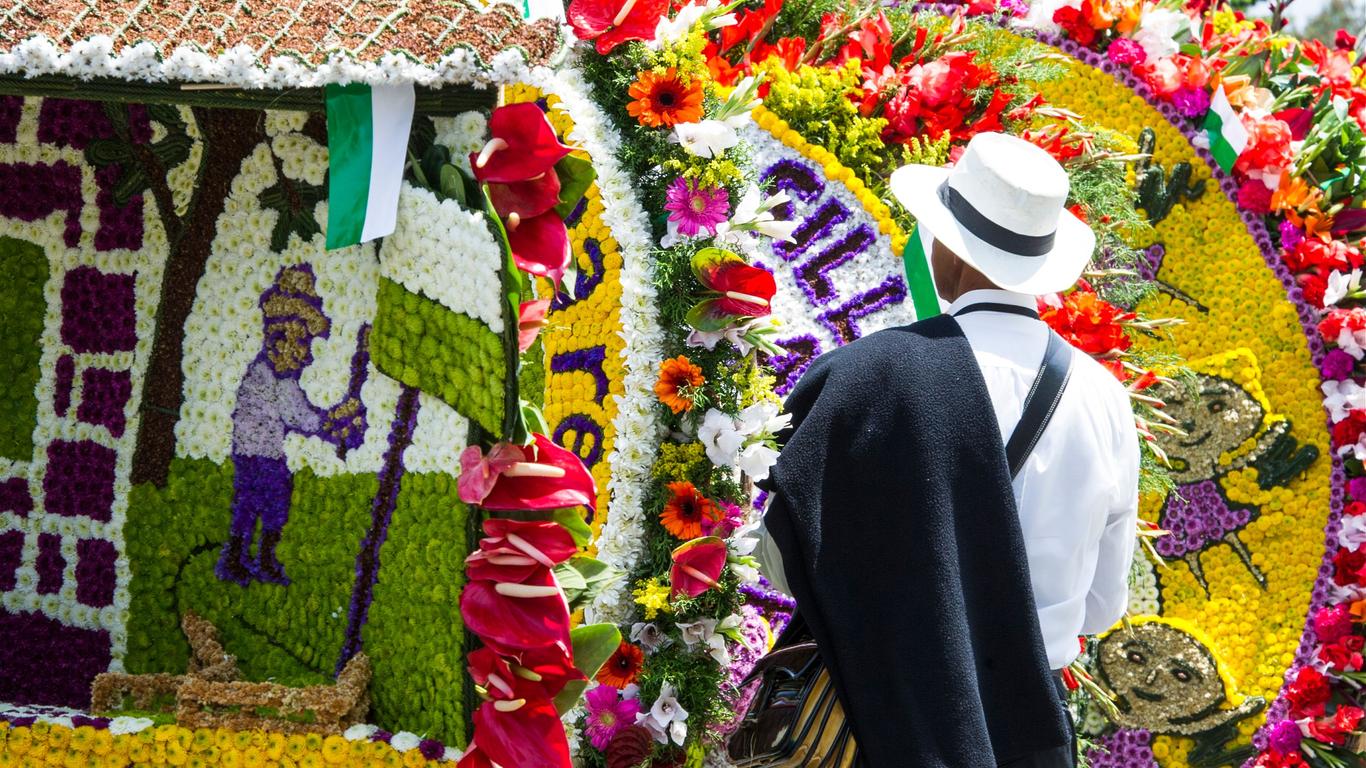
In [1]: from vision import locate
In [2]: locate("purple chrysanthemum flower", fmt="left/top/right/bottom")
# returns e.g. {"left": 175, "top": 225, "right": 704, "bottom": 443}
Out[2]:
{"left": 584, "top": 684, "right": 641, "bottom": 751}
{"left": 418, "top": 739, "right": 445, "bottom": 761}
{"left": 1322, "top": 349, "right": 1356, "bottom": 381}
{"left": 1280, "top": 218, "right": 1306, "bottom": 252}
{"left": 1268, "top": 718, "right": 1302, "bottom": 754}
{"left": 665, "top": 178, "right": 730, "bottom": 237}
{"left": 1172, "top": 87, "right": 1211, "bottom": 118}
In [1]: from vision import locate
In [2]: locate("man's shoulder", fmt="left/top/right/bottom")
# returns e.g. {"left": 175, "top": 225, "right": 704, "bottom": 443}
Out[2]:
{"left": 1065, "top": 347, "right": 1133, "bottom": 417}
{"left": 812, "top": 317, "right": 961, "bottom": 368}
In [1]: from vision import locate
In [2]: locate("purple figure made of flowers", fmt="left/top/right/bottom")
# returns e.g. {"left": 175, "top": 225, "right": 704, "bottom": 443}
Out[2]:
{"left": 1152, "top": 357, "right": 1316, "bottom": 595}
{"left": 216, "top": 264, "right": 368, "bottom": 587}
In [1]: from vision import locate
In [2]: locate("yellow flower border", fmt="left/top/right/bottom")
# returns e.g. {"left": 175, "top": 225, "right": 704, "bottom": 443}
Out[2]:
{"left": 0, "top": 721, "right": 449, "bottom": 768}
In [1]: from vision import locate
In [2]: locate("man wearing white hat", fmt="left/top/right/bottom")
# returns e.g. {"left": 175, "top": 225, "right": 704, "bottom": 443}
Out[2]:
{"left": 758, "top": 132, "right": 1139, "bottom": 767}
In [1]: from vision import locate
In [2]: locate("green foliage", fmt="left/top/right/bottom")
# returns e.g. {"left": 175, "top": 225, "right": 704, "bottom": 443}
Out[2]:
{"left": 372, "top": 277, "right": 506, "bottom": 435}
{"left": 124, "top": 459, "right": 472, "bottom": 744}
{"left": 0, "top": 236, "right": 46, "bottom": 462}
{"left": 554, "top": 624, "right": 624, "bottom": 713}
{"left": 364, "top": 472, "right": 469, "bottom": 745}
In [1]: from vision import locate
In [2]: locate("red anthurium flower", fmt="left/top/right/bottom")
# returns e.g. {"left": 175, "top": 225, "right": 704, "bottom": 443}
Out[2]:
{"left": 470, "top": 103, "right": 573, "bottom": 184}
{"left": 460, "top": 566, "right": 572, "bottom": 656}
{"left": 456, "top": 745, "right": 496, "bottom": 768}
{"left": 458, "top": 443, "right": 525, "bottom": 505}
{"left": 687, "top": 247, "right": 777, "bottom": 332}
{"left": 480, "top": 433, "right": 597, "bottom": 512}
{"left": 468, "top": 645, "right": 582, "bottom": 702}
{"left": 472, "top": 696, "right": 572, "bottom": 768}
{"left": 505, "top": 643, "right": 584, "bottom": 699}
{"left": 466, "top": 518, "right": 578, "bottom": 584}
{"left": 670, "top": 536, "right": 728, "bottom": 598}
{"left": 488, "top": 172, "right": 563, "bottom": 221}
{"left": 508, "top": 212, "right": 572, "bottom": 287}
{"left": 567, "top": 0, "right": 668, "bottom": 54}
{"left": 519, "top": 299, "right": 552, "bottom": 353}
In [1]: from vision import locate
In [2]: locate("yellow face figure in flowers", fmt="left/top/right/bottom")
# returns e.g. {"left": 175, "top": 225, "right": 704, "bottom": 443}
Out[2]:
{"left": 1149, "top": 349, "right": 1318, "bottom": 594}
{"left": 1096, "top": 619, "right": 1265, "bottom": 761}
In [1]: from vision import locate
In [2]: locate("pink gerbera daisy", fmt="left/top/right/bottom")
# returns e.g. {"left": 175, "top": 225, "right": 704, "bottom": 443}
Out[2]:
{"left": 665, "top": 178, "right": 729, "bottom": 237}
{"left": 584, "top": 684, "right": 641, "bottom": 751}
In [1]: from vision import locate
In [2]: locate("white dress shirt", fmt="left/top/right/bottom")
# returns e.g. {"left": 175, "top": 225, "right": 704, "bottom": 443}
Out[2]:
{"left": 758, "top": 289, "right": 1139, "bottom": 670}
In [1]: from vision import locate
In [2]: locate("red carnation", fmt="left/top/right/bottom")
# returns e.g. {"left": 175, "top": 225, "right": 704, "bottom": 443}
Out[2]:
{"left": 1285, "top": 666, "right": 1332, "bottom": 718}
{"left": 1333, "top": 544, "right": 1366, "bottom": 586}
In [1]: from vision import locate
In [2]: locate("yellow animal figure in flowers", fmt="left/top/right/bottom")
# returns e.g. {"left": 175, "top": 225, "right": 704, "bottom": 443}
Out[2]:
{"left": 1149, "top": 349, "right": 1317, "bottom": 594}
{"left": 1095, "top": 617, "right": 1264, "bottom": 765}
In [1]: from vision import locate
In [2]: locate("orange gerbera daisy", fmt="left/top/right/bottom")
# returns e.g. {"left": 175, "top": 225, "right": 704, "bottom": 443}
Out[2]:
{"left": 626, "top": 68, "right": 704, "bottom": 128}
{"left": 596, "top": 640, "right": 645, "bottom": 687}
{"left": 654, "top": 355, "right": 704, "bottom": 414}
{"left": 660, "top": 481, "right": 722, "bottom": 540}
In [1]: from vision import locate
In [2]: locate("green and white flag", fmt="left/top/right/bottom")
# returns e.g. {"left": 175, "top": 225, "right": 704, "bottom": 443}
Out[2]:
{"left": 325, "top": 83, "right": 416, "bottom": 250}
{"left": 1202, "top": 85, "right": 1248, "bottom": 174}
{"left": 521, "top": 0, "right": 566, "bottom": 21}
{"left": 902, "top": 222, "right": 941, "bottom": 320}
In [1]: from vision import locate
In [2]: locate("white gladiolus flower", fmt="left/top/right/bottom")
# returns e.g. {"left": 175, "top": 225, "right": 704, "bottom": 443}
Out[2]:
{"left": 1325, "top": 269, "right": 1363, "bottom": 307}
{"left": 673, "top": 120, "right": 740, "bottom": 159}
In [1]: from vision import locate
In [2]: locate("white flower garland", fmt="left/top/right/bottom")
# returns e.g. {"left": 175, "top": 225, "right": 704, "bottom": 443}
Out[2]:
{"left": 0, "top": 34, "right": 557, "bottom": 90}
{"left": 740, "top": 125, "right": 917, "bottom": 353}
{"left": 531, "top": 62, "right": 666, "bottom": 627}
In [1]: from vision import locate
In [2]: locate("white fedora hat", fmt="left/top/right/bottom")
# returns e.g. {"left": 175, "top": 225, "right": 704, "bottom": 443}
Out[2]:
{"left": 889, "top": 132, "right": 1096, "bottom": 296}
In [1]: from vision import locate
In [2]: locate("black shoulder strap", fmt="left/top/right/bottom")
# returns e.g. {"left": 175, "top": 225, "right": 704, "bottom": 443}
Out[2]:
{"left": 1005, "top": 330, "right": 1073, "bottom": 479}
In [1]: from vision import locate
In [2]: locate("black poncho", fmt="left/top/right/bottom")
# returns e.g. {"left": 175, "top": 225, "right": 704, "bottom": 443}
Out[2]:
{"left": 760, "top": 314, "right": 1074, "bottom": 768}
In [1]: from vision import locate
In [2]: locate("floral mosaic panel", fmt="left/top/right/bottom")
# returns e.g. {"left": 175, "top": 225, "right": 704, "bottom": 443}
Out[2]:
{"left": 0, "top": 94, "right": 508, "bottom": 747}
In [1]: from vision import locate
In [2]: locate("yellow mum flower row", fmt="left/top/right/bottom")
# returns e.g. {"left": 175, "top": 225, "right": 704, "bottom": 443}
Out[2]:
{"left": 0, "top": 721, "right": 447, "bottom": 768}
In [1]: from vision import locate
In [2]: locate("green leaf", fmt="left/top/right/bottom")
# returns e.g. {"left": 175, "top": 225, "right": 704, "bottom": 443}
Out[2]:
{"left": 551, "top": 507, "right": 593, "bottom": 548}
{"left": 553, "top": 624, "right": 621, "bottom": 714}
{"left": 520, "top": 400, "right": 551, "bottom": 438}
{"left": 439, "top": 165, "right": 467, "bottom": 207}
{"left": 420, "top": 144, "right": 451, "bottom": 192}
{"left": 553, "top": 562, "right": 589, "bottom": 606}
{"left": 552, "top": 154, "right": 596, "bottom": 219}
{"left": 571, "top": 624, "right": 621, "bottom": 677}
{"left": 558, "top": 556, "right": 619, "bottom": 611}
{"left": 685, "top": 298, "right": 738, "bottom": 332}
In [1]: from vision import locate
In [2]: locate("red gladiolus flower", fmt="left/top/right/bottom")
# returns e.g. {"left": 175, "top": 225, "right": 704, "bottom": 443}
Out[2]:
{"left": 670, "top": 536, "right": 728, "bottom": 598}
{"left": 519, "top": 299, "right": 552, "bottom": 353}
{"left": 1307, "top": 705, "right": 1365, "bottom": 746}
{"left": 568, "top": 0, "right": 669, "bottom": 54}
{"left": 687, "top": 247, "right": 777, "bottom": 332}
{"left": 460, "top": 566, "right": 572, "bottom": 657}
{"left": 508, "top": 212, "right": 572, "bottom": 286}
{"left": 470, "top": 103, "right": 573, "bottom": 185}
{"left": 471, "top": 696, "right": 573, "bottom": 768}
{"left": 1038, "top": 287, "right": 1135, "bottom": 357}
